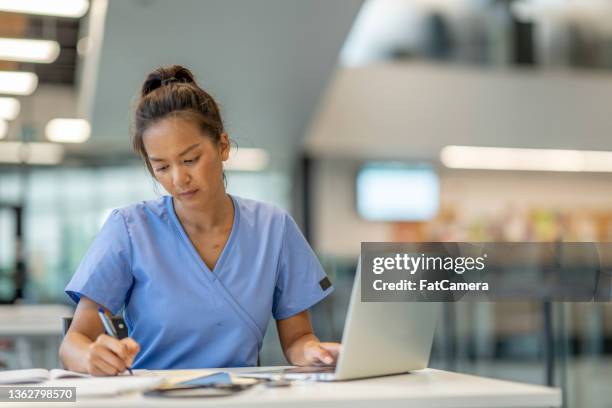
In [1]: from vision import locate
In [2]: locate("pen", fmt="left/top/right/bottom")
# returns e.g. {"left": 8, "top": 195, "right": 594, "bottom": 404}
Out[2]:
{"left": 97, "top": 307, "right": 133, "bottom": 375}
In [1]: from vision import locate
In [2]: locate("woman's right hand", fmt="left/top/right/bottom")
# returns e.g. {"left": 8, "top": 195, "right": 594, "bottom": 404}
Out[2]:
{"left": 86, "top": 334, "right": 140, "bottom": 376}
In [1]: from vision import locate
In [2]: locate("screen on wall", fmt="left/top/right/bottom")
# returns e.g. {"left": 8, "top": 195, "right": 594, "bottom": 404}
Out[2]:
{"left": 356, "top": 163, "right": 439, "bottom": 221}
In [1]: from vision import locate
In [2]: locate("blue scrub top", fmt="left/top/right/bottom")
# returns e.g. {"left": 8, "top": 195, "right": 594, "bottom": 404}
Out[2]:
{"left": 64, "top": 195, "right": 333, "bottom": 369}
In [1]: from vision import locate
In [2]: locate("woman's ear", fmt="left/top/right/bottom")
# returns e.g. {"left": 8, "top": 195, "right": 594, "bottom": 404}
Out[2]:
{"left": 219, "top": 132, "right": 230, "bottom": 161}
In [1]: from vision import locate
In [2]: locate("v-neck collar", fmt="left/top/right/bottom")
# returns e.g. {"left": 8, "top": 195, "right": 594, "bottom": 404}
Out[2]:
{"left": 166, "top": 194, "right": 240, "bottom": 282}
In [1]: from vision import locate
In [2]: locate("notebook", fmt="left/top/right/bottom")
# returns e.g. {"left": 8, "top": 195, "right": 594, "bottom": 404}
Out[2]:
{"left": 0, "top": 368, "right": 90, "bottom": 384}
{"left": 45, "top": 376, "right": 166, "bottom": 397}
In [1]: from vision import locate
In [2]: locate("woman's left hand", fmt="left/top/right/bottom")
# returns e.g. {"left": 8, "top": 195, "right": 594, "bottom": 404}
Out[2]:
{"left": 302, "top": 341, "right": 341, "bottom": 366}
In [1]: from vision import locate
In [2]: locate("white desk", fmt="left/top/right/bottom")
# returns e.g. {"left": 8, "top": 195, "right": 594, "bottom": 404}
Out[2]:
{"left": 0, "top": 305, "right": 73, "bottom": 368}
{"left": 0, "top": 305, "right": 72, "bottom": 336}
{"left": 28, "top": 366, "right": 561, "bottom": 408}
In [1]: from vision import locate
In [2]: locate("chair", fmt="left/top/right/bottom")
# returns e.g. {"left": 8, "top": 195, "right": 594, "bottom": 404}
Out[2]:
{"left": 62, "top": 317, "right": 128, "bottom": 339}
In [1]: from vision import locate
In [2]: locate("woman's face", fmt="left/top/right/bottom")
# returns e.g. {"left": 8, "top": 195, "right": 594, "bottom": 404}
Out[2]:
{"left": 142, "top": 116, "right": 229, "bottom": 208}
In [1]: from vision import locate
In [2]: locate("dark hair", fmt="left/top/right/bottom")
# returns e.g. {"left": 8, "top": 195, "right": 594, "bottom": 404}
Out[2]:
{"left": 132, "top": 65, "right": 225, "bottom": 176}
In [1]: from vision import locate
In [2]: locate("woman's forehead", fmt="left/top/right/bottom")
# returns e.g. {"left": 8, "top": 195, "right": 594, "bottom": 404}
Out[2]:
{"left": 144, "top": 116, "right": 201, "bottom": 138}
{"left": 143, "top": 117, "right": 211, "bottom": 150}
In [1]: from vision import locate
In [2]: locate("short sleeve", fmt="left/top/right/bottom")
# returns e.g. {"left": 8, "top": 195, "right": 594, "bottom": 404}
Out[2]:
{"left": 273, "top": 213, "right": 333, "bottom": 320}
{"left": 64, "top": 210, "right": 134, "bottom": 315}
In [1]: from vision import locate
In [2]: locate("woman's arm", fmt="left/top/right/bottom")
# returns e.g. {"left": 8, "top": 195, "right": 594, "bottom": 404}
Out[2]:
{"left": 59, "top": 296, "right": 140, "bottom": 376}
{"left": 276, "top": 310, "right": 340, "bottom": 366}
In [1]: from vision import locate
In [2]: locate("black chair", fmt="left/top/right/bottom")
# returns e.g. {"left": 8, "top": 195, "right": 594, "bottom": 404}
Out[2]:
{"left": 62, "top": 317, "right": 128, "bottom": 339}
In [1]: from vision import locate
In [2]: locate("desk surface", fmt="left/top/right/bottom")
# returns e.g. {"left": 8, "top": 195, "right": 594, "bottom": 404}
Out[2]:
{"left": 0, "top": 305, "right": 73, "bottom": 336}
{"left": 29, "top": 366, "right": 561, "bottom": 408}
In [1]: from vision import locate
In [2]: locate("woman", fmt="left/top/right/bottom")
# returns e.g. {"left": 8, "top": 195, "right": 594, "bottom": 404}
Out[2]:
{"left": 59, "top": 65, "right": 340, "bottom": 376}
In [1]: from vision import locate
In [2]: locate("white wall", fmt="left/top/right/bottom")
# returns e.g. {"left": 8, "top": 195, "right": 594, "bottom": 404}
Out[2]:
{"left": 312, "top": 158, "right": 612, "bottom": 257}
{"left": 305, "top": 62, "right": 612, "bottom": 160}
{"left": 306, "top": 62, "right": 612, "bottom": 256}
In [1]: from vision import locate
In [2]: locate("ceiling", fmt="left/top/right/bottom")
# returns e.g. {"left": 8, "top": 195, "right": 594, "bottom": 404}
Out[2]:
{"left": 0, "top": 11, "right": 80, "bottom": 84}
{"left": 76, "top": 0, "right": 363, "bottom": 170}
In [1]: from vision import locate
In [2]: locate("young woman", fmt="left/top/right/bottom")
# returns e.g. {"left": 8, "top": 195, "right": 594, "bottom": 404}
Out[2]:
{"left": 59, "top": 65, "right": 340, "bottom": 376}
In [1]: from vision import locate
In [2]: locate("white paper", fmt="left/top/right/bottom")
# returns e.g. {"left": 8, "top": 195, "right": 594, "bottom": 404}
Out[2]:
{"left": 49, "top": 369, "right": 90, "bottom": 380}
{"left": 44, "top": 376, "right": 165, "bottom": 397}
{"left": 0, "top": 368, "right": 50, "bottom": 384}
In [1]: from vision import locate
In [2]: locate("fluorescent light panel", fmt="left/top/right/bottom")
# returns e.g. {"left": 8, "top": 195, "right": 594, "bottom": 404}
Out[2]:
{"left": 0, "top": 38, "right": 60, "bottom": 63}
{"left": 0, "top": 97, "right": 20, "bottom": 120}
{"left": 45, "top": 118, "right": 91, "bottom": 143}
{"left": 0, "top": 0, "right": 89, "bottom": 18}
{"left": 0, "top": 120, "right": 7, "bottom": 139}
{"left": 225, "top": 148, "right": 269, "bottom": 171}
{"left": 0, "top": 142, "right": 64, "bottom": 165}
{"left": 441, "top": 145, "right": 612, "bottom": 172}
{"left": 0, "top": 71, "right": 38, "bottom": 95}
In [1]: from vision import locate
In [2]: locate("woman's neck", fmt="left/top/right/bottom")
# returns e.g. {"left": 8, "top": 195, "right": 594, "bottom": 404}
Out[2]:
{"left": 173, "top": 191, "right": 233, "bottom": 233}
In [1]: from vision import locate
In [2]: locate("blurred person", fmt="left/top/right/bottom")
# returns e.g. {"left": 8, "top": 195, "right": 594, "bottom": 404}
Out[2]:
{"left": 59, "top": 65, "right": 339, "bottom": 376}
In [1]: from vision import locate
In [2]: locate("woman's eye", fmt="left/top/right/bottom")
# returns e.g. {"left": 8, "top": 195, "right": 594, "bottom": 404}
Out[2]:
{"left": 156, "top": 165, "right": 168, "bottom": 172}
{"left": 184, "top": 155, "right": 200, "bottom": 164}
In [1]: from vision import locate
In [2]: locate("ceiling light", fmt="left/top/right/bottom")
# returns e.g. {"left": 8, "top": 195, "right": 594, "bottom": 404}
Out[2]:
{"left": 45, "top": 118, "right": 91, "bottom": 143}
{"left": 0, "top": 142, "right": 64, "bottom": 165}
{"left": 76, "top": 36, "right": 92, "bottom": 56}
{"left": 0, "top": 38, "right": 60, "bottom": 63}
{"left": 225, "top": 148, "right": 269, "bottom": 171}
{"left": 441, "top": 145, "right": 612, "bottom": 172}
{"left": 0, "top": 0, "right": 89, "bottom": 18}
{"left": 0, "top": 120, "right": 7, "bottom": 139}
{"left": 0, "top": 98, "right": 19, "bottom": 120}
{"left": 0, "top": 71, "right": 38, "bottom": 95}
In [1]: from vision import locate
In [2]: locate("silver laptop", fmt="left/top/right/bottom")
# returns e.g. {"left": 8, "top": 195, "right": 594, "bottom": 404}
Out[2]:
{"left": 241, "top": 259, "right": 440, "bottom": 381}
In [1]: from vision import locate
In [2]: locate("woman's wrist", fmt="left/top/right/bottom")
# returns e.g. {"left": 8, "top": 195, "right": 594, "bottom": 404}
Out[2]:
{"left": 59, "top": 332, "right": 95, "bottom": 374}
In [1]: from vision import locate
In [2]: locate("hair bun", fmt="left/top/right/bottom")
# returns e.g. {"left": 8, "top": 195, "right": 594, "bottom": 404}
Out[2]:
{"left": 140, "top": 65, "right": 197, "bottom": 97}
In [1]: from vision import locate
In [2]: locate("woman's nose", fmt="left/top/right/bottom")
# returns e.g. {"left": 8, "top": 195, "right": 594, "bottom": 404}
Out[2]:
{"left": 173, "top": 166, "right": 191, "bottom": 188}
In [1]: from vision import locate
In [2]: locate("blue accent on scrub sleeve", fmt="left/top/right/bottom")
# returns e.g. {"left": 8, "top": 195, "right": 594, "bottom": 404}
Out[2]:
{"left": 65, "top": 210, "right": 134, "bottom": 315}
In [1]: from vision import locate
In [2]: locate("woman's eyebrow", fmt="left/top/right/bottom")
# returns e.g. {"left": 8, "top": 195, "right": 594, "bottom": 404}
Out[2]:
{"left": 179, "top": 143, "right": 201, "bottom": 156}
{"left": 149, "top": 143, "right": 201, "bottom": 161}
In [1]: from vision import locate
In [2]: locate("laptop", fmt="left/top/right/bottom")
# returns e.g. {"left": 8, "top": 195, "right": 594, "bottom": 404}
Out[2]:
{"left": 240, "top": 259, "right": 440, "bottom": 381}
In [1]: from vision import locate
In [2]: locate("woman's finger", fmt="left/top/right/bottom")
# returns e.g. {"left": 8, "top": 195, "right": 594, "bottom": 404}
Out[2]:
{"left": 98, "top": 335, "right": 128, "bottom": 360}
{"left": 96, "top": 346, "right": 127, "bottom": 373}
{"left": 121, "top": 338, "right": 140, "bottom": 353}
{"left": 120, "top": 338, "right": 140, "bottom": 364}
{"left": 91, "top": 353, "right": 120, "bottom": 376}
{"left": 319, "top": 342, "right": 341, "bottom": 359}
{"left": 313, "top": 346, "right": 335, "bottom": 365}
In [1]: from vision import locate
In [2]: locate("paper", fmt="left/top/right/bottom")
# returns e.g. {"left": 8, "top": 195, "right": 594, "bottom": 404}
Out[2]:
{"left": 0, "top": 368, "right": 89, "bottom": 384}
{"left": 0, "top": 369, "right": 50, "bottom": 384}
{"left": 45, "top": 376, "right": 165, "bottom": 397}
{"left": 49, "top": 369, "right": 90, "bottom": 380}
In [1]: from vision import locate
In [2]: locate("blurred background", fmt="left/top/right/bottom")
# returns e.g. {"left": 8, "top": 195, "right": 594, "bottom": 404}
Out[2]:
{"left": 1, "top": 0, "right": 612, "bottom": 406}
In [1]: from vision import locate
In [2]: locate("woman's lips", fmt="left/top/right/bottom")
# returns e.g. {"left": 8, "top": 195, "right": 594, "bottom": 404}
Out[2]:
{"left": 178, "top": 189, "right": 199, "bottom": 199}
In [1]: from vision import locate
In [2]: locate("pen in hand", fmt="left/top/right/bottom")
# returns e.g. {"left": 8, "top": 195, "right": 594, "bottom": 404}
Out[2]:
{"left": 97, "top": 307, "right": 133, "bottom": 375}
